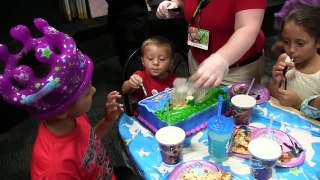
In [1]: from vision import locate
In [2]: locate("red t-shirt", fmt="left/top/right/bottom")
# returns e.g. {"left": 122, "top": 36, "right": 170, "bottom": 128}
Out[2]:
{"left": 31, "top": 114, "right": 116, "bottom": 180}
{"left": 131, "top": 70, "right": 176, "bottom": 102}
{"left": 184, "top": 0, "right": 266, "bottom": 63}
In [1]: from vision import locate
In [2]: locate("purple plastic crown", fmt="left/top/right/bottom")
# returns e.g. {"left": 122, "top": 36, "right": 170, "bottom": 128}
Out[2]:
{"left": 0, "top": 18, "right": 93, "bottom": 119}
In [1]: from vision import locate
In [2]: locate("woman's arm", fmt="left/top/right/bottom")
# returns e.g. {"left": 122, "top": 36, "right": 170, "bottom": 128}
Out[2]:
{"left": 215, "top": 9, "right": 265, "bottom": 66}
{"left": 191, "top": 8, "right": 265, "bottom": 88}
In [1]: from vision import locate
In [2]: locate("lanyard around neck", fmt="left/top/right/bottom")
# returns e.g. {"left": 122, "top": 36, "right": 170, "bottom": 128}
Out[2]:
{"left": 189, "top": 0, "right": 211, "bottom": 25}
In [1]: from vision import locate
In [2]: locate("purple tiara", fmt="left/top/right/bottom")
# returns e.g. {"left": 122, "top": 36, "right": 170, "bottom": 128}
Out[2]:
{"left": 0, "top": 18, "right": 93, "bottom": 119}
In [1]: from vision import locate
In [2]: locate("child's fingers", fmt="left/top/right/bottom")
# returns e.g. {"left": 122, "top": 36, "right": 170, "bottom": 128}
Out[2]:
{"left": 107, "top": 92, "right": 121, "bottom": 102}
{"left": 107, "top": 91, "right": 119, "bottom": 99}
{"left": 129, "top": 79, "right": 141, "bottom": 88}
{"left": 133, "top": 75, "right": 143, "bottom": 85}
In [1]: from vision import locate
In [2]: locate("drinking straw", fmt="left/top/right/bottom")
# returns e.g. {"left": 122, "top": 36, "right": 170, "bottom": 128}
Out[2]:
{"left": 136, "top": 75, "right": 147, "bottom": 96}
{"left": 141, "top": 83, "right": 147, "bottom": 96}
{"left": 268, "top": 115, "right": 275, "bottom": 140}
{"left": 217, "top": 95, "right": 223, "bottom": 118}
{"left": 166, "top": 101, "right": 171, "bottom": 126}
{"left": 246, "top": 78, "right": 255, "bottom": 95}
{"left": 283, "top": 66, "right": 288, "bottom": 90}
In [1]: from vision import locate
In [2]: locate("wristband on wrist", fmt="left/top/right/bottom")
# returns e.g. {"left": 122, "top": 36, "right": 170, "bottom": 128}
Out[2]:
{"left": 300, "top": 95, "right": 320, "bottom": 119}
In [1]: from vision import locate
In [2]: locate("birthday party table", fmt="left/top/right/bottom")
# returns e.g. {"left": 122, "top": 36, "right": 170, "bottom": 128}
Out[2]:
{"left": 118, "top": 97, "right": 320, "bottom": 180}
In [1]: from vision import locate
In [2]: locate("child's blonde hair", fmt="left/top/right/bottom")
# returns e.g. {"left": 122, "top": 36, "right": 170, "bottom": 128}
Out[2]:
{"left": 141, "top": 36, "right": 174, "bottom": 58}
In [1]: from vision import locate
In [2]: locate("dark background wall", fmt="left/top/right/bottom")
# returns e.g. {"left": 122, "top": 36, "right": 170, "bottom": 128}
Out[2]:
{"left": 0, "top": 0, "right": 64, "bottom": 41}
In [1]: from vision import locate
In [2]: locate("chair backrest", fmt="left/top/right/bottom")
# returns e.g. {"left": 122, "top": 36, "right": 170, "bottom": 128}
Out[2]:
{"left": 122, "top": 46, "right": 189, "bottom": 116}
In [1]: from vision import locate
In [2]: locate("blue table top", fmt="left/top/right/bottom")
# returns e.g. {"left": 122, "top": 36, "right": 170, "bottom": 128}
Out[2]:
{"left": 118, "top": 97, "right": 320, "bottom": 180}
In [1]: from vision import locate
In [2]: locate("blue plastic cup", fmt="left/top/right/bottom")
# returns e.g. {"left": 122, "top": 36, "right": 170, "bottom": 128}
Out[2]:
{"left": 207, "top": 115, "right": 235, "bottom": 162}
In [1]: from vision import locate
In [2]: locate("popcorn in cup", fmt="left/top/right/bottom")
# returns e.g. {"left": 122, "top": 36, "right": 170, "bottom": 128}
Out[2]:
{"left": 248, "top": 137, "right": 282, "bottom": 180}
{"left": 155, "top": 126, "right": 186, "bottom": 165}
{"left": 231, "top": 94, "right": 256, "bottom": 125}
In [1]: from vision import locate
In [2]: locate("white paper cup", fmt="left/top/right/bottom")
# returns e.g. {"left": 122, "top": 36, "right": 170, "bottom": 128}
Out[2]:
{"left": 155, "top": 126, "right": 186, "bottom": 165}
{"left": 248, "top": 137, "right": 282, "bottom": 180}
{"left": 231, "top": 94, "right": 256, "bottom": 125}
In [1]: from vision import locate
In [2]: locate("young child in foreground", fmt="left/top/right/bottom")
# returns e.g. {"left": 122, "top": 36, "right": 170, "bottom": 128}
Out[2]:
{"left": 0, "top": 18, "right": 140, "bottom": 180}
{"left": 122, "top": 36, "right": 177, "bottom": 114}
{"left": 269, "top": 5, "right": 320, "bottom": 110}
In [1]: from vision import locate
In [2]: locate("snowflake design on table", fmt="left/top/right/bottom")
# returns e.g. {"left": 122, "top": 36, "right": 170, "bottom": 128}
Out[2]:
{"left": 136, "top": 147, "right": 151, "bottom": 158}
{"left": 122, "top": 121, "right": 143, "bottom": 139}
{"left": 255, "top": 104, "right": 268, "bottom": 116}
{"left": 122, "top": 117, "right": 153, "bottom": 140}
{"left": 153, "top": 162, "right": 174, "bottom": 176}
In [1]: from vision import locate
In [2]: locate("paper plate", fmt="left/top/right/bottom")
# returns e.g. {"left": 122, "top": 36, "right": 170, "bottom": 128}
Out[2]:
{"left": 231, "top": 125, "right": 258, "bottom": 159}
{"left": 229, "top": 82, "right": 270, "bottom": 104}
{"left": 169, "top": 160, "right": 224, "bottom": 180}
{"left": 251, "top": 128, "right": 306, "bottom": 167}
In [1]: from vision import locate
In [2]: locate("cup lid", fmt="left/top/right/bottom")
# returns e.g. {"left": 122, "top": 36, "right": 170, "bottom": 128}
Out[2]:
{"left": 208, "top": 115, "right": 234, "bottom": 134}
{"left": 231, "top": 94, "right": 256, "bottom": 108}
{"left": 155, "top": 126, "right": 186, "bottom": 145}
{"left": 248, "top": 137, "right": 282, "bottom": 160}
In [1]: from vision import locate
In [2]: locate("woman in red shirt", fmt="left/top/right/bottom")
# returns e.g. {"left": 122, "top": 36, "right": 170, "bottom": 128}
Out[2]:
{"left": 157, "top": 0, "right": 266, "bottom": 88}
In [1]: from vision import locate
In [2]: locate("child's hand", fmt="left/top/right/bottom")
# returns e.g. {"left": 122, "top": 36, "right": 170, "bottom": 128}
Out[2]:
{"left": 277, "top": 88, "right": 302, "bottom": 109}
{"left": 271, "top": 61, "right": 287, "bottom": 83}
{"left": 105, "top": 91, "right": 124, "bottom": 123}
{"left": 128, "top": 75, "right": 143, "bottom": 89}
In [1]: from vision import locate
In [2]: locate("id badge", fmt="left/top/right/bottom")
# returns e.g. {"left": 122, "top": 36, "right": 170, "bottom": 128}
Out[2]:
{"left": 187, "top": 26, "right": 209, "bottom": 50}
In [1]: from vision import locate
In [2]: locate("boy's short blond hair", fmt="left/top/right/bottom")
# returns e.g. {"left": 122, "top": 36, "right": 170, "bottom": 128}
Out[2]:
{"left": 141, "top": 36, "right": 174, "bottom": 58}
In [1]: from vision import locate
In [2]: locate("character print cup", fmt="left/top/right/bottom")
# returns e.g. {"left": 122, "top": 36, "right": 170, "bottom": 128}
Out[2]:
{"left": 248, "top": 137, "right": 282, "bottom": 180}
{"left": 207, "top": 115, "right": 235, "bottom": 162}
{"left": 155, "top": 126, "right": 186, "bottom": 165}
{"left": 231, "top": 94, "right": 256, "bottom": 125}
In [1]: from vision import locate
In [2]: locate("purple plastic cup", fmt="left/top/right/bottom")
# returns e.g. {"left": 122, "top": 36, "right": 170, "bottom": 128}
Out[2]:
{"left": 155, "top": 126, "right": 186, "bottom": 165}
{"left": 248, "top": 137, "right": 282, "bottom": 180}
{"left": 231, "top": 94, "right": 256, "bottom": 125}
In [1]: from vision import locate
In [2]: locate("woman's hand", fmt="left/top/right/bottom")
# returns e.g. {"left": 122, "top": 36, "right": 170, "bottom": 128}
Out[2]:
{"left": 191, "top": 53, "right": 229, "bottom": 88}
{"left": 156, "top": 0, "right": 180, "bottom": 19}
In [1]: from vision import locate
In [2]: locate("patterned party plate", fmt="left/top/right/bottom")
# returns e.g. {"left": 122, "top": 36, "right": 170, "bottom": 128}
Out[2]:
{"left": 231, "top": 125, "right": 258, "bottom": 159}
{"left": 251, "top": 128, "right": 306, "bottom": 167}
{"left": 229, "top": 82, "right": 270, "bottom": 104}
{"left": 169, "top": 160, "right": 230, "bottom": 180}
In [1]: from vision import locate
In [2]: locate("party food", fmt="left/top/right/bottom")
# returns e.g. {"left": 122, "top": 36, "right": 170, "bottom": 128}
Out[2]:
{"left": 180, "top": 169, "right": 231, "bottom": 180}
{"left": 231, "top": 126, "right": 252, "bottom": 155}
{"left": 278, "top": 151, "right": 293, "bottom": 163}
